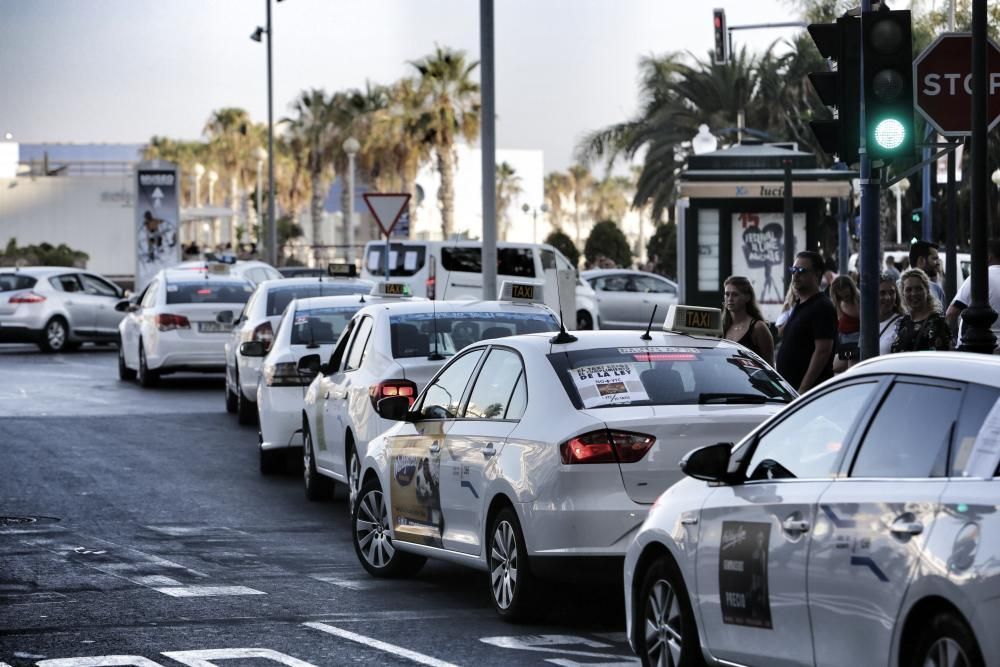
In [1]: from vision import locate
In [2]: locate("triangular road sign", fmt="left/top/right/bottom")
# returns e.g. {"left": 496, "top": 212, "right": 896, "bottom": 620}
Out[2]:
{"left": 363, "top": 193, "right": 411, "bottom": 237}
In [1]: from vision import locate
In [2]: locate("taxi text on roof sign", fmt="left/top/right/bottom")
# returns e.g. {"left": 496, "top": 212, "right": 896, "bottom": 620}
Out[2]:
{"left": 663, "top": 304, "right": 723, "bottom": 337}
{"left": 372, "top": 282, "right": 411, "bottom": 297}
{"left": 328, "top": 262, "right": 358, "bottom": 278}
{"left": 498, "top": 280, "right": 544, "bottom": 304}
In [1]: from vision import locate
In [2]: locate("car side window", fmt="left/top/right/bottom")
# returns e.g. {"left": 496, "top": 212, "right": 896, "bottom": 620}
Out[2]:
{"left": 951, "top": 384, "right": 1000, "bottom": 476}
{"left": 541, "top": 249, "right": 557, "bottom": 270}
{"left": 344, "top": 317, "right": 373, "bottom": 371}
{"left": 328, "top": 319, "right": 356, "bottom": 372}
{"left": 745, "top": 382, "right": 878, "bottom": 480}
{"left": 463, "top": 348, "right": 526, "bottom": 420}
{"left": 80, "top": 273, "right": 120, "bottom": 297}
{"left": 140, "top": 281, "right": 159, "bottom": 308}
{"left": 50, "top": 274, "right": 83, "bottom": 293}
{"left": 597, "top": 276, "right": 627, "bottom": 292}
{"left": 505, "top": 371, "right": 527, "bottom": 420}
{"left": 636, "top": 275, "right": 675, "bottom": 294}
{"left": 850, "top": 381, "right": 963, "bottom": 479}
{"left": 418, "top": 349, "right": 485, "bottom": 420}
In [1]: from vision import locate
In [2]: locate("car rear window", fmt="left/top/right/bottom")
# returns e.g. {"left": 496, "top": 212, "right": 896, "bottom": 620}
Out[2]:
{"left": 165, "top": 281, "right": 254, "bottom": 304}
{"left": 366, "top": 244, "right": 426, "bottom": 277}
{"left": 441, "top": 247, "right": 536, "bottom": 277}
{"left": 547, "top": 346, "right": 795, "bottom": 409}
{"left": 290, "top": 306, "right": 361, "bottom": 345}
{"left": 266, "top": 283, "right": 370, "bottom": 316}
{"left": 0, "top": 274, "right": 38, "bottom": 291}
{"left": 389, "top": 310, "right": 558, "bottom": 359}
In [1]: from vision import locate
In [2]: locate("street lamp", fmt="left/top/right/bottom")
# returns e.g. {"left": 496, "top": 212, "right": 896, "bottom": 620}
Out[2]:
{"left": 207, "top": 169, "right": 219, "bottom": 248}
{"left": 253, "top": 146, "right": 267, "bottom": 251}
{"left": 251, "top": 0, "right": 284, "bottom": 267}
{"left": 521, "top": 203, "right": 549, "bottom": 244}
{"left": 191, "top": 163, "right": 205, "bottom": 246}
{"left": 889, "top": 177, "right": 911, "bottom": 244}
{"left": 691, "top": 124, "right": 718, "bottom": 155}
{"left": 343, "top": 136, "right": 361, "bottom": 265}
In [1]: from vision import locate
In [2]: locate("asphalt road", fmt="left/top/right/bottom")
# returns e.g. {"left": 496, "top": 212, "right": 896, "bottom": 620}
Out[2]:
{"left": 0, "top": 344, "right": 635, "bottom": 667}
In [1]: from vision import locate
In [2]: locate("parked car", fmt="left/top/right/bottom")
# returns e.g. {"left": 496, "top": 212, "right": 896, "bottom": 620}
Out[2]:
{"left": 173, "top": 257, "right": 283, "bottom": 285}
{"left": 0, "top": 266, "right": 127, "bottom": 352}
{"left": 581, "top": 269, "right": 679, "bottom": 330}
{"left": 575, "top": 276, "right": 600, "bottom": 330}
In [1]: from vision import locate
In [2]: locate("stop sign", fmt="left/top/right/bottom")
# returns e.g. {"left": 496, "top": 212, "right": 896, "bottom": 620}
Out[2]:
{"left": 913, "top": 33, "right": 1000, "bottom": 136}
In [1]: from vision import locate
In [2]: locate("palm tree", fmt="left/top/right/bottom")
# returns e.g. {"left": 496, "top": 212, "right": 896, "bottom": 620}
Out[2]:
{"left": 544, "top": 171, "right": 571, "bottom": 232}
{"left": 409, "top": 45, "right": 481, "bottom": 239}
{"left": 495, "top": 162, "right": 522, "bottom": 241}
{"left": 284, "top": 90, "right": 339, "bottom": 257}
{"left": 567, "top": 164, "right": 593, "bottom": 248}
{"left": 590, "top": 175, "right": 631, "bottom": 222}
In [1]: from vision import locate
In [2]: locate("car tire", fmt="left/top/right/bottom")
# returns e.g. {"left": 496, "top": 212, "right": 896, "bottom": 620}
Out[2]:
{"left": 487, "top": 507, "right": 539, "bottom": 622}
{"left": 118, "top": 344, "right": 136, "bottom": 381}
{"left": 260, "top": 443, "right": 282, "bottom": 476}
{"left": 302, "top": 421, "right": 332, "bottom": 501}
{"left": 236, "top": 372, "right": 257, "bottom": 425}
{"left": 38, "top": 317, "right": 70, "bottom": 353}
{"left": 634, "top": 555, "right": 703, "bottom": 667}
{"left": 225, "top": 377, "right": 238, "bottom": 414}
{"left": 352, "top": 476, "right": 426, "bottom": 578}
{"left": 137, "top": 342, "right": 158, "bottom": 388}
{"left": 347, "top": 438, "right": 360, "bottom": 515}
{"left": 576, "top": 310, "right": 594, "bottom": 330}
{"left": 909, "top": 612, "right": 984, "bottom": 667}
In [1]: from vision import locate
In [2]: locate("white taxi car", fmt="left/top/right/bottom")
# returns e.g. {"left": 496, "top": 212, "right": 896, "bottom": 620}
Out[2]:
{"left": 300, "top": 284, "right": 561, "bottom": 508}
{"left": 624, "top": 351, "right": 1000, "bottom": 667}
{"left": 118, "top": 270, "right": 254, "bottom": 387}
{"left": 351, "top": 308, "right": 795, "bottom": 621}
{"left": 224, "top": 272, "right": 372, "bottom": 424}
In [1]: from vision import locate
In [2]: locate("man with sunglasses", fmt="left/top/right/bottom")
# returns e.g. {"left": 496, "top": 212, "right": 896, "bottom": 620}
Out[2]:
{"left": 776, "top": 251, "right": 837, "bottom": 393}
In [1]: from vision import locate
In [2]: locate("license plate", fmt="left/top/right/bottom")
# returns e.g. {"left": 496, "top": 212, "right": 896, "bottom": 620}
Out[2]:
{"left": 199, "top": 322, "right": 232, "bottom": 333}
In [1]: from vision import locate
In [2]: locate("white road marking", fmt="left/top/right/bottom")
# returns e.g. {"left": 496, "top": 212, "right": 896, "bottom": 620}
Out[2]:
{"left": 547, "top": 660, "right": 638, "bottom": 667}
{"left": 133, "top": 575, "right": 181, "bottom": 586}
{"left": 36, "top": 657, "right": 164, "bottom": 667}
{"left": 144, "top": 526, "right": 249, "bottom": 537}
{"left": 479, "top": 636, "right": 637, "bottom": 663}
{"left": 153, "top": 585, "right": 266, "bottom": 597}
{"left": 308, "top": 575, "right": 376, "bottom": 590}
{"left": 304, "top": 622, "right": 462, "bottom": 667}
{"left": 162, "top": 649, "right": 316, "bottom": 667}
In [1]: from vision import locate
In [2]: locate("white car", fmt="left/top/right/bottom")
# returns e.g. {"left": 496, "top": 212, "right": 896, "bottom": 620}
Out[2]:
{"left": 117, "top": 270, "right": 254, "bottom": 386}
{"left": 624, "top": 351, "right": 1000, "bottom": 667}
{"left": 223, "top": 276, "right": 372, "bottom": 424}
{"left": 575, "top": 276, "right": 601, "bottom": 330}
{"left": 582, "top": 269, "right": 679, "bottom": 330}
{"left": 351, "top": 325, "right": 794, "bottom": 621}
{"left": 300, "top": 287, "right": 561, "bottom": 509}
{"left": 173, "top": 257, "right": 283, "bottom": 285}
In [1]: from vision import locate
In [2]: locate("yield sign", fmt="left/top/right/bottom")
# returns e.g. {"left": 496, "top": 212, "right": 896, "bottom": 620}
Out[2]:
{"left": 363, "top": 193, "right": 410, "bottom": 237}
{"left": 913, "top": 32, "right": 1000, "bottom": 136}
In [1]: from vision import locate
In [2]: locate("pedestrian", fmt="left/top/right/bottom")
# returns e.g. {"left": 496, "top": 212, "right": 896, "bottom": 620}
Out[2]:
{"left": 774, "top": 284, "right": 797, "bottom": 338}
{"left": 775, "top": 251, "right": 837, "bottom": 393}
{"left": 945, "top": 238, "right": 1000, "bottom": 352}
{"left": 722, "top": 276, "right": 775, "bottom": 366}
{"left": 830, "top": 275, "right": 860, "bottom": 373}
{"left": 891, "top": 268, "right": 952, "bottom": 353}
{"left": 909, "top": 241, "right": 946, "bottom": 305}
{"left": 878, "top": 273, "right": 905, "bottom": 355}
{"left": 883, "top": 255, "right": 901, "bottom": 281}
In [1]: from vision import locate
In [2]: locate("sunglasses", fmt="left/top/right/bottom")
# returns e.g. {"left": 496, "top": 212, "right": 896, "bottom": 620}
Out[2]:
{"left": 788, "top": 266, "right": 811, "bottom": 275}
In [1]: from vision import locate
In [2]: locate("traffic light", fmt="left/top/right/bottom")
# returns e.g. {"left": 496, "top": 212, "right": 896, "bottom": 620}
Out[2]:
{"left": 862, "top": 9, "right": 914, "bottom": 162}
{"left": 910, "top": 208, "right": 923, "bottom": 242}
{"left": 712, "top": 9, "right": 729, "bottom": 66}
{"left": 807, "top": 15, "right": 861, "bottom": 165}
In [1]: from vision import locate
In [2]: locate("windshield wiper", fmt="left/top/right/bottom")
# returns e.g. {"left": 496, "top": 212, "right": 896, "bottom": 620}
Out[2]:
{"left": 698, "top": 393, "right": 788, "bottom": 404}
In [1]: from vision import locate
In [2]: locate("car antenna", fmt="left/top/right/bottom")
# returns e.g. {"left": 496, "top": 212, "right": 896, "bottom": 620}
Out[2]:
{"left": 428, "top": 297, "right": 444, "bottom": 360}
{"left": 549, "top": 268, "right": 577, "bottom": 345}
{"left": 640, "top": 305, "right": 658, "bottom": 341}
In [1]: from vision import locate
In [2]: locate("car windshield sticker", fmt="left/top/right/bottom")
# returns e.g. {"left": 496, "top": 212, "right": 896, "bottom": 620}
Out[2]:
{"left": 570, "top": 363, "right": 649, "bottom": 408}
{"left": 961, "top": 395, "right": 1000, "bottom": 477}
{"left": 719, "top": 521, "right": 773, "bottom": 629}
{"left": 630, "top": 353, "right": 697, "bottom": 362}
{"left": 389, "top": 438, "right": 443, "bottom": 548}
{"left": 618, "top": 347, "right": 701, "bottom": 354}
{"left": 729, "top": 356, "right": 761, "bottom": 370}
{"left": 390, "top": 311, "right": 554, "bottom": 324}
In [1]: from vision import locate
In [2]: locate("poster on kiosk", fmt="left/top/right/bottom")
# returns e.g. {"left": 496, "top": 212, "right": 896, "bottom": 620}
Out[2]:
{"left": 134, "top": 161, "right": 180, "bottom": 291}
{"left": 731, "top": 212, "right": 805, "bottom": 322}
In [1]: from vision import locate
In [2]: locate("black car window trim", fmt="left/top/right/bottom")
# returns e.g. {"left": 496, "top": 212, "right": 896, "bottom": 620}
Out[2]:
{"left": 456, "top": 345, "right": 528, "bottom": 422}
{"left": 343, "top": 316, "right": 374, "bottom": 372}
{"left": 413, "top": 347, "right": 489, "bottom": 421}
{"left": 730, "top": 376, "right": 890, "bottom": 484}
{"left": 327, "top": 318, "right": 357, "bottom": 372}
{"left": 51, "top": 273, "right": 84, "bottom": 293}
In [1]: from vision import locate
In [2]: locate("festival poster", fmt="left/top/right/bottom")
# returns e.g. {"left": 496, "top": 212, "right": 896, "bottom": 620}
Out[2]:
{"left": 731, "top": 212, "right": 806, "bottom": 322}
{"left": 719, "top": 521, "right": 773, "bottom": 629}
{"left": 135, "top": 162, "right": 180, "bottom": 290}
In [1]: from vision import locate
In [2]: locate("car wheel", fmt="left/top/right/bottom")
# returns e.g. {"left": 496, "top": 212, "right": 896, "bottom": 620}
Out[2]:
{"left": 302, "top": 422, "right": 332, "bottom": 501}
{"left": 635, "top": 555, "right": 702, "bottom": 667}
{"left": 225, "top": 373, "right": 238, "bottom": 413}
{"left": 38, "top": 317, "right": 69, "bottom": 353}
{"left": 576, "top": 310, "right": 593, "bottom": 330}
{"left": 137, "top": 342, "right": 158, "bottom": 388}
{"left": 352, "top": 476, "right": 426, "bottom": 578}
{"left": 236, "top": 372, "right": 257, "bottom": 425}
{"left": 347, "top": 438, "right": 360, "bottom": 515}
{"left": 260, "top": 442, "right": 282, "bottom": 476}
{"left": 118, "top": 344, "right": 136, "bottom": 381}
{"left": 487, "top": 507, "right": 538, "bottom": 622}
{"left": 910, "top": 613, "right": 984, "bottom": 667}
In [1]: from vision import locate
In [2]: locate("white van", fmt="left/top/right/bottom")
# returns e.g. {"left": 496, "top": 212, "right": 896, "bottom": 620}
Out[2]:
{"left": 361, "top": 240, "right": 577, "bottom": 325}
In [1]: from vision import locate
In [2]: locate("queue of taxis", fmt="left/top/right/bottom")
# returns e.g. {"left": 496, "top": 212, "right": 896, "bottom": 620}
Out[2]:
{"left": 350, "top": 305, "right": 795, "bottom": 620}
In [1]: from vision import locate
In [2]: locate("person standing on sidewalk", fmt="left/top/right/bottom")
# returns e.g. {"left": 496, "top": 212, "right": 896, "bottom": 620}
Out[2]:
{"left": 946, "top": 239, "right": 1000, "bottom": 352}
{"left": 776, "top": 251, "right": 837, "bottom": 393}
{"left": 909, "top": 241, "right": 946, "bottom": 305}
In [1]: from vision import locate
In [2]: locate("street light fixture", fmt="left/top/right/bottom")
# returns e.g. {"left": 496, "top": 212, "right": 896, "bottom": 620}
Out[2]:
{"left": 192, "top": 163, "right": 205, "bottom": 247}
{"left": 691, "top": 124, "right": 718, "bottom": 155}
{"left": 343, "top": 137, "right": 361, "bottom": 265}
{"left": 889, "top": 176, "right": 910, "bottom": 244}
{"left": 250, "top": 0, "right": 284, "bottom": 267}
{"left": 252, "top": 146, "right": 267, "bottom": 250}
{"left": 521, "top": 203, "right": 549, "bottom": 244}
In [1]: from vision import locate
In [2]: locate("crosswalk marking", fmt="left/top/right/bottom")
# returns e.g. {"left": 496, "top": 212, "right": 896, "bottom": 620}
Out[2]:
{"left": 304, "top": 622, "right": 461, "bottom": 667}
{"left": 153, "top": 585, "right": 266, "bottom": 598}
{"left": 162, "top": 649, "right": 315, "bottom": 667}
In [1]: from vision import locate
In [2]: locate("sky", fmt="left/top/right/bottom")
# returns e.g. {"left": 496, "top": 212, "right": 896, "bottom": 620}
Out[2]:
{"left": 1, "top": 0, "right": 805, "bottom": 174}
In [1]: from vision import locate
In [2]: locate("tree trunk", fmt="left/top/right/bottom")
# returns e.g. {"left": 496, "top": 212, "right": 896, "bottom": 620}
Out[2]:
{"left": 404, "top": 162, "right": 419, "bottom": 239}
{"left": 437, "top": 148, "right": 455, "bottom": 240}
{"left": 310, "top": 172, "right": 324, "bottom": 264}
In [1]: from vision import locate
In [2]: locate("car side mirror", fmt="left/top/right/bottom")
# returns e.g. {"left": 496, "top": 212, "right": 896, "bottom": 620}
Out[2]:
{"left": 297, "top": 354, "right": 321, "bottom": 376}
{"left": 376, "top": 396, "right": 413, "bottom": 421}
{"left": 240, "top": 341, "right": 267, "bottom": 357}
{"left": 318, "top": 363, "right": 333, "bottom": 376}
{"left": 216, "top": 310, "right": 234, "bottom": 324}
{"left": 114, "top": 299, "right": 130, "bottom": 312}
{"left": 681, "top": 442, "right": 734, "bottom": 483}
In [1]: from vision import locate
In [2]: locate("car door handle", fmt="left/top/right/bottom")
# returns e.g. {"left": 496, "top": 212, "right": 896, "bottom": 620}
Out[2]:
{"left": 429, "top": 442, "right": 441, "bottom": 454}
{"left": 782, "top": 517, "right": 810, "bottom": 533}
{"left": 482, "top": 443, "right": 497, "bottom": 459}
{"left": 890, "top": 519, "right": 924, "bottom": 536}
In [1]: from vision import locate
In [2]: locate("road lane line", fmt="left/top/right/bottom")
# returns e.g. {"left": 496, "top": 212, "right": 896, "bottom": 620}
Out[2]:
{"left": 162, "top": 649, "right": 315, "bottom": 667}
{"left": 153, "top": 585, "right": 266, "bottom": 597}
{"left": 35, "top": 658, "right": 164, "bottom": 667}
{"left": 304, "top": 622, "right": 462, "bottom": 667}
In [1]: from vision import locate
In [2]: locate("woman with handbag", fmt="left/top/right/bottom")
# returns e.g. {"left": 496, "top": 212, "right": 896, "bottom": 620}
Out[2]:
{"left": 830, "top": 275, "right": 861, "bottom": 373}
{"left": 722, "top": 276, "right": 775, "bottom": 366}
{"left": 891, "top": 268, "right": 952, "bottom": 353}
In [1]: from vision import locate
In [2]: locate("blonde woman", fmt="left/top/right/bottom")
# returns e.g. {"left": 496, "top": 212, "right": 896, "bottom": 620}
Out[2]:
{"left": 722, "top": 276, "right": 774, "bottom": 366}
{"left": 830, "top": 275, "right": 861, "bottom": 372}
{"left": 878, "top": 274, "right": 904, "bottom": 355}
{"left": 891, "top": 268, "right": 952, "bottom": 352}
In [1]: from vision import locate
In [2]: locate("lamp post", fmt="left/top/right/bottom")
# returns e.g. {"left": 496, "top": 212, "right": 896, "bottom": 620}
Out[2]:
{"left": 343, "top": 137, "right": 360, "bottom": 265}
{"left": 207, "top": 169, "right": 219, "bottom": 248}
{"left": 253, "top": 146, "right": 267, "bottom": 251}
{"left": 192, "top": 163, "right": 205, "bottom": 246}
{"left": 521, "top": 203, "right": 549, "bottom": 244}
{"left": 889, "top": 177, "right": 910, "bottom": 245}
{"left": 251, "top": 0, "right": 282, "bottom": 267}
{"left": 991, "top": 168, "right": 1000, "bottom": 236}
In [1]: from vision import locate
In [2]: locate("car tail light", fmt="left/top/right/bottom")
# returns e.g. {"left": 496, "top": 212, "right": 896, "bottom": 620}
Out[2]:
{"left": 252, "top": 321, "right": 274, "bottom": 351}
{"left": 155, "top": 313, "right": 191, "bottom": 331}
{"left": 369, "top": 379, "right": 418, "bottom": 409}
{"left": 264, "top": 362, "right": 309, "bottom": 387}
{"left": 560, "top": 429, "right": 655, "bottom": 465}
{"left": 8, "top": 291, "right": 45, "bottom": 304}
{"left": 427, "top": 255, "right": 436, "bottom": 300}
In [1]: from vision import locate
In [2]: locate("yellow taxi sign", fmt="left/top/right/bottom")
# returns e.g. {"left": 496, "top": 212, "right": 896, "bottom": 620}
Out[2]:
{"left": 207, "top": 263, "right": 230, "bottom": 275}
{"left": 663, "top": 304, "right": 723, "bottom": 337}
{"left": 328, "top": 262, "right": 358, "bottom": 278}
{"left": 371, "top": 282, "right": 411, "bottom": 298}
{"left": 498, "top": 280, "right": 544, "bottom": 304}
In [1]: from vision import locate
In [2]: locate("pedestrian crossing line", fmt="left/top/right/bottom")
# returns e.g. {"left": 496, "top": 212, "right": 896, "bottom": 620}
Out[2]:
{"left": 153, "top": 585, "right": 267, "bottom": 598}
{"left": 308, "top": 573, "right": 438, "bottom": 591}
{"left": 303, "top": 622, "right": 462, "bottom": 667}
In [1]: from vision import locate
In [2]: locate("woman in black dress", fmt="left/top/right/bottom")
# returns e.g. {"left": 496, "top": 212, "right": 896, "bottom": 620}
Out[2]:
{"left": 723, "top": 275, "right": 775, "bottom": 366}
{"left": 891, "top": 268, "right": 952, "bottom": 352}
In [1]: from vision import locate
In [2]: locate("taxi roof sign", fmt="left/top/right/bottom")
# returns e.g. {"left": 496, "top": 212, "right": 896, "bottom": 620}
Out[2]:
{"left": 498, "top": 280, "right": 544, "bottom": 305}
{"left": 371, "top": 282, "right": 412, "bottom": 298}
{"left": 328, "top": 262, "right": 358, "bottom": 278}
{"left": 663, "top": 304, "right": 723, "bottom": 337}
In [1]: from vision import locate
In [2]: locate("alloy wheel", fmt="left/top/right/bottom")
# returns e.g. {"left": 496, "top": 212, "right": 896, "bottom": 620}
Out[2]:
{"left": 355, "top": 488, "right": 395, "bottom": 568}
{"left": 303, "top": 431, "right": 314, "bottom": 490}
{"left": 348, "top": 447, "right": 360, "bottom": 510}
{"left": 490, "top": 520, "right": 518, "bottom": 610}
{"left": 644, "top": 577, "right": 684, "bottom": 667}
{"left": 922, "top": 638, "right": 970, "bottom": 667}
{"left": 47, "top": 320, "right": 66, "bottom": 350}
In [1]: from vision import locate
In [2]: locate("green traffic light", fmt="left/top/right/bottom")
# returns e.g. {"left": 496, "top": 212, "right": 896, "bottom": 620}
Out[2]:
{"left": 873, "top": 118, "right": 906, "bottom": 150}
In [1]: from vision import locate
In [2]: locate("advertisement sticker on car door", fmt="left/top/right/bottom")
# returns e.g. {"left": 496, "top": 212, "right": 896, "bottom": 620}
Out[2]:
{"left": 719, "top": 521, "right": 773, "bottom": 629}
{"left": 390, "top": 435, "right": 444, "bottom": 548}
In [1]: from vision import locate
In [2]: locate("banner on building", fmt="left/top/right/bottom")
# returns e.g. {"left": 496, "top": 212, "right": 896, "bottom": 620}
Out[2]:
{"left": 135, "top": 161, "right": 180, "bottom": 290}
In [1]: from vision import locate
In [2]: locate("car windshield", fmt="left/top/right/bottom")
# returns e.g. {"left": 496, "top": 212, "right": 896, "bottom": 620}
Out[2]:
{"left": 266, "top": 283, "right": 370, "bottom": 316}
{"left": 165, "top": 281, "right": 253, "bottom": 304}
{"left": 547, "top": 346, "right": 795, "bottom": 409}
{"left": 389, "top": 310, "right": 558, "bottom": 359}
{"left": 290, "top": 306, "right": 360, "bottom": 345}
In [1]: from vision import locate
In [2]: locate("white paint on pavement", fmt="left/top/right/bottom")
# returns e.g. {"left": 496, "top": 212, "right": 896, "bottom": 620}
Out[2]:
{"left": 162, "top": 649, "right": 315, "bottom": 667}
{"left": 36, "top": 657, "right": 164, "bottom": 667}
{"left": 479, "top": 635, "right": 638, "bottom": 663}
{"left": 153, "top": 585, "right": 266, "bottom": 597}
{"left": 308, "top": 574, "right": 376, "bottom": 590}
{"left": 304, "top": 622, "right": 461, "bottom": 667}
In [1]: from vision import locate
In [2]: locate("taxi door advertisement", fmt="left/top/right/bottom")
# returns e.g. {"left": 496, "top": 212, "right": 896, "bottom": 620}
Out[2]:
{"left": 389, "top": 427, "right": 446, "bottom": 548}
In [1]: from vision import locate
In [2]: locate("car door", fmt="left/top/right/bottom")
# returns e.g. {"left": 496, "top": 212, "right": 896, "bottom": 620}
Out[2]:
{"left": 388, "top": 348, "right": 485, "bottom": 549}
{"left": 592, "top": 274, "right": 632, "bottom": 328}
{"left": 311, "top": 319, "right": 355, "bottom": 468}
{"left": 439, "top": 347, "right": 525, "bottom": 555}
{"left": 632, "top": 275, "right": 678, "bottom": 328}
{"left": 808, "top": 376, "right": 966, "bottom": 667}
{"left": 320, "top": 316, "right": 373, "bottom": 473}
{"left": 79, "top": 273, "right": 124, "bottom": 335}
{"left": 50, "top": 273, "right": 96, "bottom": 333}
{"left": 695, "top": 379, "right": 882, "bottom": 666}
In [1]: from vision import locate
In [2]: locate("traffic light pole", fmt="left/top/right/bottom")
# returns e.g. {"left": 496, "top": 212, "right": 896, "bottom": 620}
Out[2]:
{"left": 858, "top": 0, "right": 881, "bottom": 362}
